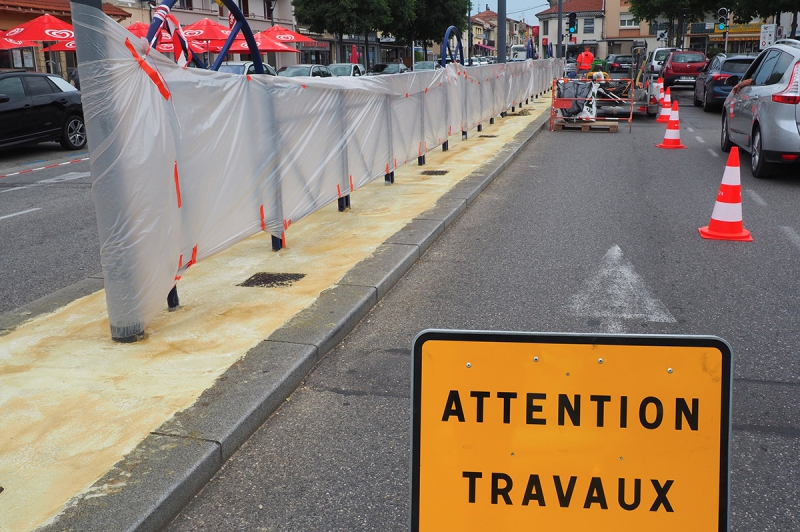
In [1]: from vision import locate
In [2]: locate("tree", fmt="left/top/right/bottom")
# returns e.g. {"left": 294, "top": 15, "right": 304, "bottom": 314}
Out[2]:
{"left": 730, "top": 0, "right": 800, "bottom": 37}
{"left": 411, "top": 0, "right": 471, "bottom": 58}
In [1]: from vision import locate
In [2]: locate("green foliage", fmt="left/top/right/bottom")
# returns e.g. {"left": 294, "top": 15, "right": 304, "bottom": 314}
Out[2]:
{"left": 293, "top": 0, "right": 391, "bottom": 36}
{"left": 729, "top": 0, "right": 800, "bottom": 24}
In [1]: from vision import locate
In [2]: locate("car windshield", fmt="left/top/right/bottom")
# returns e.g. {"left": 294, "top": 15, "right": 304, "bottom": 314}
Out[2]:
{"left": 672, "top": 53, "right": 704, "bottom": 63}
{"left": 415, "top": 62, "right": 436, "bottom": 70}
{"left": 654, "top": 50, "right": 673, "bottom": 61}
{"left": 617, "top": 56, "right": 633, "bottom": 63}
{"left": 329, "top": 65, "right": 352, "bottom": 76}
{"left": 278, "top": 66, "right": 312, "bottom": 77}
{"left": 371, "top": 64, "right": 398, "bottom": 74}
{"left": 722, "top": 59, "right": 753, "bottom": 73}
{"left": 218, "top": 64, "right": 246, "bottom": 75}
{"left": 48, "top": 75, "right": 77, "bottom": 92}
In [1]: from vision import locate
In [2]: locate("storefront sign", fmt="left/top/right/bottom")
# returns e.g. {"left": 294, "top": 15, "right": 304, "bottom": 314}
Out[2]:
{"left": 411, "top": 331, "right": 732, "bottom": 531}
{"left": 715, "top": 22, "right": 762, "bottom": 34}
{"left": 299, "top": 40, "right": 329, "bottom": 50}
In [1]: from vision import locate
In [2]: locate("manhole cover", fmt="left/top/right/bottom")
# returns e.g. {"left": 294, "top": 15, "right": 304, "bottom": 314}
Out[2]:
{"left": 479, "top": 135, "right": 498, "bottom": 138}
{"left": 239, "top": 272, "right": 305, "bottom": 288}
{"left": 420, "top": 170, "right": 449, "bottom": 176}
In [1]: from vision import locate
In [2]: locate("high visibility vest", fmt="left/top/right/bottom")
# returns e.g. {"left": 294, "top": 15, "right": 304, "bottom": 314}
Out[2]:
{"left": 577, "top": 52, "right": 593, "bottom": 70}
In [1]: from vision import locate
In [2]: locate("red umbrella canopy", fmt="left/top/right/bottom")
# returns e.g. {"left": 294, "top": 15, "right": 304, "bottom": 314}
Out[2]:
{"left": 0, "top": 36, "right": 39, "bottom": 50}
{"left": 181, "top": 18, "right": 238, "bottom": 41}
{"left": 262, "top": 25, "right": 316, "bottom": 44}
{"left": 154, "top": 40, "right": 206, "bottom": 54}
{"left": 351, "top": 43, "right": 358, "bottom": 63}
{"left": 127, "top": 21, "right": 173, "bottom": 44}
{"left": 226, "top": 33, "right": 299, "bottom": 53}
{"left": 42, "top": 40, "right": 77, "bottom": 52}
{"left": 4, "top": 14, "right": 74, "bottom": 41}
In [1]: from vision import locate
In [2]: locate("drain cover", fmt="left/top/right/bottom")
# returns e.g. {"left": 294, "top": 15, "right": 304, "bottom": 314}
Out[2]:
{"left": 479, "top": 135, "right": 498, "bottom": 138}
{"left": 239, "top": 272, "right": 305, "bottom": 288}
{"left": 420, "top": 170, "right": 449, "bottom": 176}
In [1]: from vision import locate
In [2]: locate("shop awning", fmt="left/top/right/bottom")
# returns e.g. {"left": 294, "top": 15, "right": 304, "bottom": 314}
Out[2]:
{"left": 475, "top": 43, "right": 495, "bottom": 51}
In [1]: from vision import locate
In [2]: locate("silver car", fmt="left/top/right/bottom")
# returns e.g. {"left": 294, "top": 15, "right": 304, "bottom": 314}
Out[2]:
{"left": 721, "top": 39, "right": 800, "bottom": 178}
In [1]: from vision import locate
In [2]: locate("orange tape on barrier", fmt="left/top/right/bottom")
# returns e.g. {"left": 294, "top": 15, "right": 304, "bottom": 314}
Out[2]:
{"left": 125, "top": 38, "right": 171, "bottom": 101}
{"left": 173, "top": 161, "right": 182, "bottom": 208}
{"left": 260, "top": 204, "right": 265, "bottom": 231}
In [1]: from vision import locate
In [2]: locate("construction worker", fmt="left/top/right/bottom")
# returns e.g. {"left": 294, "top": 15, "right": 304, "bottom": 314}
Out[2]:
{"left": 576, "top": 45, "right": 594, "bottom": 76}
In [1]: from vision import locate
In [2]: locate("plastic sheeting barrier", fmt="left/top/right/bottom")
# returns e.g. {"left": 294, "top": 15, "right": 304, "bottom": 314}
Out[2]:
{"left": 70, "top": 3, "right": 563, "bottom": 340}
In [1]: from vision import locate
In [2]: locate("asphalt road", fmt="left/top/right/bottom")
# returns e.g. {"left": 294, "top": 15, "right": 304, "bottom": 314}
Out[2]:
{"left": 163, "top": 87, "right": 800, "bottom": 531}
{"left": 0, "top": 143, "right": 96, "bottom": 314}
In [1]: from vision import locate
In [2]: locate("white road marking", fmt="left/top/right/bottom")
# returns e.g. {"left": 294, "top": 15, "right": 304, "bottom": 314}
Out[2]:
{"left": 0, "top": 208, "right": 41, "bottom": 221}
{"left": 0, "top": 172, "right": 91, "bottom": 194}
{"left": 687, "top": 127, "right": 695, "bottom": 132}
{"left": 779, "top": 226, "right": 800, "bottom": 252}
{"left": 569, "top": 245, "right": 676, "bottom": 333}
{"left": 695, "top": 136, "right": 705, "bottom": 144}
{"left": 707, "top": 148, "right": 719, "bottom": 158}
{"left": 746, "top": 189, "right": 767, "bottom": 206}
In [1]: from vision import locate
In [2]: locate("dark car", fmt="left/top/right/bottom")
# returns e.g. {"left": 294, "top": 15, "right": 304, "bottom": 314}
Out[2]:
{"left": 605, "top": 54, "right": 633, "bottom": 73}
{"left": 693, "top": 54, "right": 755, "bottom": 112}
{"left": 661, "top": 50, "right": 707, "bottom": 88}
{"left": 367, "top": 62, "right": 410, "bottom": 75}
{"left": 0, "top": 70, "right": 85, "bottom": 150}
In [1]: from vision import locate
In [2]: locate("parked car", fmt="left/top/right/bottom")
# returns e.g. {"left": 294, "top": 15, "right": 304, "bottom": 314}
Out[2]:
{"left": 414, "top": 61, "right": 442, "bottom": 71}
{"left": 328, "top": 63, "right": 366, "bottom": 76}
{"left": 0, "top": 70, "right": 85, "bottom": 150}
{"left": 605, "top": 54, "right": 633, "bottom": 73}
{"left": 217, "top": 61, "right": 277, "bottom": 76}
{"left": 367, "top": 62, "right": 410, "bottom": 75}
{"left": 277, "top": 64, "right": 333, "bottom": 77}
{"left": 721, "top": 39, "right": 800, "bottom": 178}
{"left": 693, "top": 54, "right": 755, "bottom": 112}
{"left": 660, "top": 50, "right": 707, "bottom": 88}
{"left": 644, "top": 47, "right": 679, "bottom": 80}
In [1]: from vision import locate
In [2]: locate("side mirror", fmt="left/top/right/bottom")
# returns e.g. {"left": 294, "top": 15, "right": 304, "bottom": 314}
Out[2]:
{"left": 725, "top": 75, "right": 740, "bottom": 86}
{"left": 657, "top": 60, "right": 663, "bottom": 66}
{"left": 0, "top": 94, "right": 9, "bottom": 104}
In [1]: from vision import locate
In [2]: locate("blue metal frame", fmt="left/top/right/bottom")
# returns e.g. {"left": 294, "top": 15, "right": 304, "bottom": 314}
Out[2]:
{"left": 146, "top": 0, "right": 265, "bottom": 74}
{"left": 440, "top": 26, "right": 464, "bottom": 68}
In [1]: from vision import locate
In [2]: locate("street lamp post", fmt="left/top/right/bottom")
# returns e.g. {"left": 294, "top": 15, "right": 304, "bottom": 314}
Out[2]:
{"left": 557, "top": 0, "right": 563, "bottom": 58}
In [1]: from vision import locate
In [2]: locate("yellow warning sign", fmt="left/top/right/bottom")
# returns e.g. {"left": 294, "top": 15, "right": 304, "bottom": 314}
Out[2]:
{"left": 411, "top": 332, "right": 731, "bottom": 531}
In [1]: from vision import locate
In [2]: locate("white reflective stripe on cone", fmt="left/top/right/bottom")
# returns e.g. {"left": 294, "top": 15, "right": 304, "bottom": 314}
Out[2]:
{"left": 664, "top": 129, "right": 681, "bottom": 139}
{"left": 710, "top": 201, "right": 743, "bottom": 222}
{"left": 721, "top": 165, "right": 741, "bottom": 186}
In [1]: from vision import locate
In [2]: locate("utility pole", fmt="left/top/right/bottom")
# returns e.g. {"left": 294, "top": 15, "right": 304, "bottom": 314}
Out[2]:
{"left": 498, "top": 0, "right": 506, "bottom": 62}
{"left": 468, "top": 2, "right": 472, "bottom": 65}
{"left": 557, "top": 0, "right": 563, "bottom": 58}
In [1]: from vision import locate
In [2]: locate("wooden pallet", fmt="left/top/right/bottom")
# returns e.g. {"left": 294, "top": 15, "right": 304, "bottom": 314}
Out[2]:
{"left": 553, "top": 120, "right": 618, "bottom": 133}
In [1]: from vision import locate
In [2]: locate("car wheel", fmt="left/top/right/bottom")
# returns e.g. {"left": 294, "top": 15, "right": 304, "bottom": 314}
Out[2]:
{"left": 693, "top": 86, "right": 702, "bottom": 106}
{"left": 60, "top": 115, "right": 86, "bottom": 150}
{"left": 702, "top": 90, "right": 714, "bottom": 112}
{"left": 750, "top": 126, "right": 772, "bottom": 178}
{"left": 720, "top": 114, "right": 733, "bottom": 153}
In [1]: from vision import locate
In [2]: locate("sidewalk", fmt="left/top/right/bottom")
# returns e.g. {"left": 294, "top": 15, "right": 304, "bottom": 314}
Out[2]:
{"left": 0, "top": 97, "right": 551, "bottom": 532}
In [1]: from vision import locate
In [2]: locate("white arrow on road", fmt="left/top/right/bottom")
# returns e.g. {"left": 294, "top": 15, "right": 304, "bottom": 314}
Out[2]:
{"left": 569, "top": 245, "right": 676, "bottom": 333}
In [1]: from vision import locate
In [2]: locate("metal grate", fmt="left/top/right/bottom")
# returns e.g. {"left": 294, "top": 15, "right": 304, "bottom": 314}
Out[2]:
{"left": 420, "top": 170, "right": 449, "bottom": 176}
{"left": 239, "top": 272, "right": 305, "bottom": 288}
{"left": 479, "top": 135, "right": 498, "bottom": 138}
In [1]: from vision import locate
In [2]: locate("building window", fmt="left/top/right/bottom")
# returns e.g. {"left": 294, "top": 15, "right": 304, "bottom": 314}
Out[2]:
{"left": 543, "top": 20, "right": 549, "bottom": 34}
{"left": 620, "top": 13, "right": 639, "bottom": 27}
{"left": 176, "top": 0, "right": 193, "bottom": 9}
{"left": 583, "top": 18, "right": 594, "bottom": 33}
{"left": 239, "top": 0, "right": 249, "bottom": 17}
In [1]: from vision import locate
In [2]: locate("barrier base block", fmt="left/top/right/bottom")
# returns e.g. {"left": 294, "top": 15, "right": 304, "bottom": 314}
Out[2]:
{"left": 167, "top": 286, "right": 180, "bottom": 311}
{"left": 272, "top": 235, "right": 282, "bottom": 251}
{"left": 385, "top": 171, "right": 394, "bottom": 185}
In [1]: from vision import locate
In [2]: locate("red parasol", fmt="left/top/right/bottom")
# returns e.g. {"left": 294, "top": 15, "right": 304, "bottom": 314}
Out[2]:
{"left": 4, "top": 14, "right": 74, "bottom": 41}
{"left": 351, "top": 43, "right": 358, "bottom": 63}
{"left": 181, "top": 18, "right": 240, "bottom": 41}
{"left": 262, "top": 25, "right": 316, "bottom": 44}
{"left": 42, "top": 40, "right": 77, "bottom": 52}
{"left": 226, "top": 32, "right": 299, "bottom": 53}
{"left": 127, "top": 22, "right": 174, "bottom": 44}
{"left": 0, "top": 36, "right": 39, "bottom": 50}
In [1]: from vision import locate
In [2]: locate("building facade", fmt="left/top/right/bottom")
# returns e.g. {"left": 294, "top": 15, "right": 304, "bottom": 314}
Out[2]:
{"left": 536, "top": 0, "right": 605, "bottom": 59}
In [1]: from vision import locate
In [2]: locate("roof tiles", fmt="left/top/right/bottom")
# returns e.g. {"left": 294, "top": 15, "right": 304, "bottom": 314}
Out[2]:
{"left": 536, "top": 0, "right": 604, "bottom": 17}
{"left": 0, "top": 0, "right": 131, "bottom": 20}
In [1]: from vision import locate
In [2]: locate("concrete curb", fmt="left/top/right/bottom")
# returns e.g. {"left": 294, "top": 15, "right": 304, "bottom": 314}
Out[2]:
{"left": 35, "top": 108, "right": 551, "bottom": 532}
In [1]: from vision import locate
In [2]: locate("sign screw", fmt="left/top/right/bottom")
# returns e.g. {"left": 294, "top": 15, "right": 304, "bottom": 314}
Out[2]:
{"left": 668, "top": 368, "right": 673, "bottom": 374}
{"left": 566, "top": 372, "right": 570, "bottom": 376}
{"left": 466, "top": 362, "right": 472, "bottom": 368}
{"left": 598, "top": 358, "right": 604, "bottom": 364}
{"left": 534, "top": 357, "right": 539, "bottom": 362}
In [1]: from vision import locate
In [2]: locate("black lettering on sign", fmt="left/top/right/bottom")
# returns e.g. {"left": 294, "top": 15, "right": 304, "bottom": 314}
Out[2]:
{"left": 583, "top": 477, "right": 608, "bottom": 509}
{"left": 639, "top": 396, "right": 663, "bottom": 429}
{"left": 463, "top": 471, "right": 482, "bottom": 503}
{"left": 620, "top": 395, "right": 628, "bottom": 428}
{"left": 590, "top": 395, "right": 611, "bottom": 427}
{"left": 618, "top": 478, "right": 641, "bottom": 511}
{"left": 442, "top": 390, "right": 465, "bottom": 422}
{"left": 558, "top": 394, "right": 581, "bottom": 426}
{"left": 675, "top": 398, "right": 699, "bottom": 430}
{"left": 496, "top": 392, "right": 517, "bottom": 424}
{"left": 492, "top": 472, "right": 513, "bottom": 505}
{"left": 553, "top": 475, "right": 577, "bottom": 507}
{"left": 470, "top": 391, "right": 491, "bottom": 422}
{"left": 522, "top": 474, "right": 546, "bottom": 506}
{"left": 526, "top": 393, "right": 546, "bottom": 425}
{"left": 650, "top": 479, "right": 674, "bottom": 512}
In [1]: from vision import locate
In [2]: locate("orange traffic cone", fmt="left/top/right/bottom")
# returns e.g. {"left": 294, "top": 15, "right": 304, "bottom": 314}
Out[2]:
{"left": 656, "top": 87, "right": 672, "bottom": 123}
{"left": 657, "top": 77, "right": 664, "bottom": 101}
{"left": 655, "top": 100, "right": 687, "bottom": 149}
{"left": 699, "top": 147, "right": 753, "bottom": 241}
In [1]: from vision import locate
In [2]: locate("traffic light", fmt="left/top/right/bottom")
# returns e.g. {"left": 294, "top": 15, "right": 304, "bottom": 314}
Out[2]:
{"left": 717, "top": 8, "right": 729, "bottom": 31}
{"left": 568, "top": 12, "right": 577, "bottom": 34}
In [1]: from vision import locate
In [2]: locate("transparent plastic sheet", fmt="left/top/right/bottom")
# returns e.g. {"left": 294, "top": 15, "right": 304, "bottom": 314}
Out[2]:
{"left": 71, "top": 3, "right": 563, "bottom": 338}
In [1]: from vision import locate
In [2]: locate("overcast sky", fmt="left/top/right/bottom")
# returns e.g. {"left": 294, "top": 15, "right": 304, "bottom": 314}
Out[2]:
{"left": 471, "top": 0, "right": 551, "bottom": 26}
